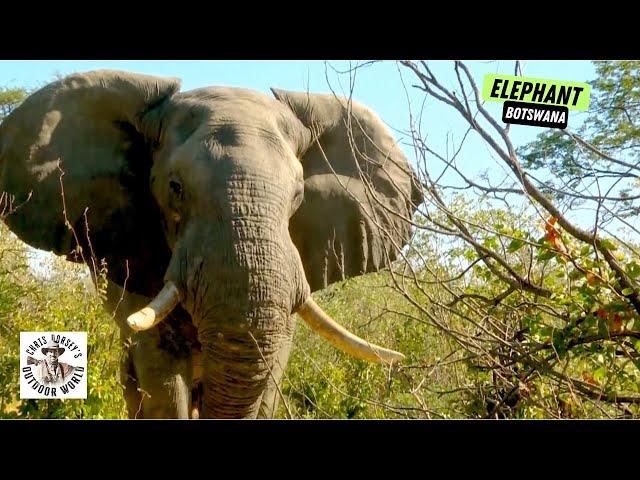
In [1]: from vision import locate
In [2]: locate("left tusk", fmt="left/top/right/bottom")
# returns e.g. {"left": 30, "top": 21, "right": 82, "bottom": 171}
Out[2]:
{"left": 127, "top": 281, "right": 182, "bottom": 331}
{"left": 296, "top": 296, "right": 405, "bottom": 365}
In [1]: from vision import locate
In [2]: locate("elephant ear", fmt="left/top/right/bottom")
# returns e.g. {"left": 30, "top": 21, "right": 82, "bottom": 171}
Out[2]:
{"left": 0, "top": 70, "right": 181, "bottom": 296}
{"left": 272, "top": 89, "right": 423, "bottom": 292}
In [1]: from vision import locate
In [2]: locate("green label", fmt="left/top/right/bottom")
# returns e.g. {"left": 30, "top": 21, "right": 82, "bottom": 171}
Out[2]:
{"left": 482, "top": 74, "right": 591, "bottom": 111}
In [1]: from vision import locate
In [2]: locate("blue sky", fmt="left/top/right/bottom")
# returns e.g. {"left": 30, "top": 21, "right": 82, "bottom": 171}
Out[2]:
{"left": 0, "top": 60, "right": 595, "bottom": 156}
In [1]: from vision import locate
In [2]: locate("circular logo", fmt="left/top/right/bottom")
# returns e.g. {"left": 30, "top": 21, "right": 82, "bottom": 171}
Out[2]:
{"left": 20, "top": 332, "right": 87, "bottom": 399}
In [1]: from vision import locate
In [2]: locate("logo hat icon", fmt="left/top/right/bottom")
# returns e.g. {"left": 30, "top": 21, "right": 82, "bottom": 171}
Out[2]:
{"left": 41, "top": 341, "right": 65, "bottom": 356}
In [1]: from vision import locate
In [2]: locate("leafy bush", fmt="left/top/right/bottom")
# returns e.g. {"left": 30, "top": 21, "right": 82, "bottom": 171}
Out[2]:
{"left": 0, "top": 223, "right": 126, "bottom": 418}
{"left": 282, "top": 272, "right": 475, "bottom": 419}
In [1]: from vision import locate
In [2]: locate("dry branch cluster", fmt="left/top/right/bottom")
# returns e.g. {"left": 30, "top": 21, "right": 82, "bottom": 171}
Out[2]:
{"left": 339, "top": 60, "right": 640, "bottom": 418}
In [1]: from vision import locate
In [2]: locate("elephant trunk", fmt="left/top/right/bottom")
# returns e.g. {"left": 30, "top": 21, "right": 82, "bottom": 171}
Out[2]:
{"left": 199, "top": 311, "right": 296, "bottom": 418}
{"left": 193, "top": 223, "right": 302, "bottom": 418}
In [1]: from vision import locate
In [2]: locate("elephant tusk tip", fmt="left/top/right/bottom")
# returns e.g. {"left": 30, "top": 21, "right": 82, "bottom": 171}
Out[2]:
{"left": 381, "top": 350, "right": 405, "bottom": 365}
{"left": 126, "top": 282, "right": 181, "bottom": 331}
{"left": 127, "top": 307, "right": 157, "bottom": 331}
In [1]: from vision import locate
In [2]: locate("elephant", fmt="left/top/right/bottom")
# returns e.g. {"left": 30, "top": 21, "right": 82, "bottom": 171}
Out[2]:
{"left": 0, "top": 70, "right": 423, "bottom": 419}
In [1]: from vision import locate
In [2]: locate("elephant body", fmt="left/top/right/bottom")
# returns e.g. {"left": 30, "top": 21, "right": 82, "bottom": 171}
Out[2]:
{"left": 0, "top": 71, "right": 422, "bottom": 418}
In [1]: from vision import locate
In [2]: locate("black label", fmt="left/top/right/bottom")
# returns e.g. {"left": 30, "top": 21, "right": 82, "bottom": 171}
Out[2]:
{"left": 501, "top": 101, "right": 568, "bottom": 129}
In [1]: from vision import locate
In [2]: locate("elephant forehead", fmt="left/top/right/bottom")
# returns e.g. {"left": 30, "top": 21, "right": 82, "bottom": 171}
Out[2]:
{"left": 162, "top": 88, "right": 293, "bottom": 156}
{"left": 171, "top": 87, "right": 280, "bottom": 124}
{"left": 169, "top": 142, "right": 301, "bottom": 196}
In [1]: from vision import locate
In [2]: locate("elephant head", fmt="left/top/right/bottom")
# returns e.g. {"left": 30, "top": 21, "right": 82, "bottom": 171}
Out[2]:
{"left": 0, "top": 70, "right": 423, "bottom": 418}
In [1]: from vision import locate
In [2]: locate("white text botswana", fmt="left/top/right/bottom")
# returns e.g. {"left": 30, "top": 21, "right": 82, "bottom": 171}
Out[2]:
{"left": 504, "top": 106, "right": 566, "bottom": 124}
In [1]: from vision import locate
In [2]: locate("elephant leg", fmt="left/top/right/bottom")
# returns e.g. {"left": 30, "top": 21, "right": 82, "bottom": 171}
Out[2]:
{"left": 120, "top": 346, "right": 144, "bottom": 418}
{"left": 106, "top": 281, "right": 193, "bottom": 419}
{"left": 257, "top": 334, "right": 293, "bottom": 419}
{"left": 128, "top": 330, "right": 192, "bottom": 419}
{"left": 191, "top": 349, "right": 203, "bottom": 419}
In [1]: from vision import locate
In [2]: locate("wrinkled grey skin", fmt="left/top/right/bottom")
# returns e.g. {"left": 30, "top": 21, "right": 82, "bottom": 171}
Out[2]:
{"left": 0, "top": 71, "right": 422, "bottom": 418}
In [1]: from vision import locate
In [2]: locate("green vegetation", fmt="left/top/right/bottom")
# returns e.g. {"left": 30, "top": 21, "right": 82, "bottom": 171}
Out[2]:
{"left": 0, "top": 223, "right": 126, "bottom": 418}
{"left": 284, "top": 272, "right": 469, "bottom": 419}
{"left": 0, "top": 87, "right": 27, "bottom": 121}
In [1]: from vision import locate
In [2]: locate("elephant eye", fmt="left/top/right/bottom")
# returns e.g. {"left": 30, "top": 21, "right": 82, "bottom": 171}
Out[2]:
{"left": 292, "top": 183, "right": 304, "bottom": 213}
{"left": 169, "top": 180, "right": 183, "bottom": 196}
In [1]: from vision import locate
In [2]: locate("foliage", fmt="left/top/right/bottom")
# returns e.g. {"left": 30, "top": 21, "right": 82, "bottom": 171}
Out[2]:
{"left": 389, "top": 59, "right": 640, "bottom": 418}
{"left": 0, "top": 87, "right": 27, "bottom": 121}
{"left": 518, "top": 60, "right": 640, "bottom": 219}
{"left": 0, "top": 224, "right": 126, "bottom": 419}
{"left": 283, "top": 272, "right": 472, "bottom": 419}
{"left": 422, "top": 203, "right": 638, "bottom": 418}
{"left": 583, "top": 61, "right": 640, "bottom": 151}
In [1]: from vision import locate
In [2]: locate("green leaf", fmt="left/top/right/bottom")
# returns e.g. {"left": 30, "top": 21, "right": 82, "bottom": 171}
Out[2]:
{"left": 621, "top": 287, "right": 635, "bottom": 296}
{"left": 583, "top": 315, "right": 597, "bottom": 328}
{"left": 599, "top": 239, "right": 617, "bottom": 251}
{"left": 598, "top": 318, "right": 609, "bottom": 337}
{"left": 537, "top": 250, "right": 557, "bottom": 261}
{"left": 593, "top": 366, "right": 607, "bottom": 383}
{"left": 552, "top": 330, "right": 568, "bottom": 358}
{"left": 463, "top": 249, "right": 476, "bottom": 261}
{"left": 626, "top": 262, "right": 640, "bottom": 279}
{"left": 569, "top": 269, "right": 584, "bottom": 280}
{"left": 484, "top": 237, "right": 498, "bottom": 249}
{"left": 507, "top": 238, "right": 525, "bottom": 253}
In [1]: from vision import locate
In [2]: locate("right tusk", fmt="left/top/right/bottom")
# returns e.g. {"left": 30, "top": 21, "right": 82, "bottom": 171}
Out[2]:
{"left": 296, "top": 297, "right": 405, "bottom": 365}
{"left": 127, "top": 281, "right": 182, "bottom": 332}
